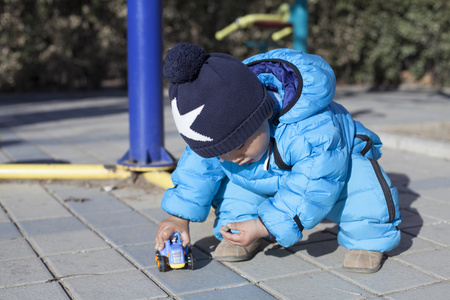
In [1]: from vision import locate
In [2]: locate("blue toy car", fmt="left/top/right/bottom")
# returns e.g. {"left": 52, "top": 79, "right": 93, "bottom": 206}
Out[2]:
{"left": 155, "top": 232, "right": 195, "bottom": 272}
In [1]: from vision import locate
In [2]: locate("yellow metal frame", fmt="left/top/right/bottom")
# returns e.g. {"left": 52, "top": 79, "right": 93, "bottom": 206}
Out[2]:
{"left": 0, "top": 164, "right": 174, "bottom": 190}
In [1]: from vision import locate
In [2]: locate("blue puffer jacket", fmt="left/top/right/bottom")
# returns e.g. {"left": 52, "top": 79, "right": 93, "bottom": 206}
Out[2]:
{"left": 162, "top": 49, "right": 391, "bottom": 248}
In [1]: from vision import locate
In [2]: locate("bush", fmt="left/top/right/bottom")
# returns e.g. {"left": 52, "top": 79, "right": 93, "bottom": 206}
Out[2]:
{"left": 1, "top": 0, "right": 449, "bottom": 92}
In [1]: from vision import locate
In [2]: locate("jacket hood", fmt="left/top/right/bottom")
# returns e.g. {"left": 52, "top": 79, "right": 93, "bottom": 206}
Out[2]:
{"left": 243, "top": 49, "right": 336, "bottom": 124}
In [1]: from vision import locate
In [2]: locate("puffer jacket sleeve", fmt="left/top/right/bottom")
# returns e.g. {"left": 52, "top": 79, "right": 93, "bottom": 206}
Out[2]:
{"left": 161, "top": 146, "right": 226, "bottom": 222}
{"left": 258, "top": 116, "right": 350, "bottom": 247}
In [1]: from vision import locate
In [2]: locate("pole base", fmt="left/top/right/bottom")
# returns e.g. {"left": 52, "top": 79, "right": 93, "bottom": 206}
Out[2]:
{"left": 117, "top": 148, "right": 176, "bottom": 172}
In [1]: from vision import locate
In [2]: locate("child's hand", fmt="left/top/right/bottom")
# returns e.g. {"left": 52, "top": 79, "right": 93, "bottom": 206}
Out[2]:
{"left": 219, "top": 219, "right": 269, "bottom": 247}
{"left": 155, "top": 216, "right": 190, "bottom": 251}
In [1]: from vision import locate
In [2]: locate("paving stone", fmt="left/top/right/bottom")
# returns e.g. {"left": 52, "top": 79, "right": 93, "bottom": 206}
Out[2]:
{"left": 30, "top": 230, "right": 110, "bottom": 256}
{"left": 397, "top": 248, "right": 450, "bottom": 280}
{"left": 119, "top": 243, "right": 156, "bottom": 268}
{"left": 80, "top": 210, "right": 151, "bottom": 229}
{"left": 179, "top": 284, "right": 277, "bottom": 300}
{"left": 18, "top": 216, "right": 87, "bottom": 236}
{"left": 298, "top": 227, "right": 338, "bottom": 244}
{"left": 386, "top": 232, "right": 440, "bottom": 257}
{"left": 0, "top": 282, "right": 69, "bottom": 299}
{"left": 403, "top": 223, "right": 450, "bottom": 246}
{"left": 0, "top": 222, "right": 22, "bottom": 240}
{"left": 0, "top": 131, "right": 52, "bottom": 163}
{"left": 62, "top": 270, "right": 167, "bottom": 300}
{"left": 408, "top": 177, "right": 450, "bottom": 191}
{"left": 398, "top": 209, "right": 436, "bottom": 230}
{"left": 112, "top": 188, "right": 164, "bottom": 210}
{"left": 146, "top": 259, "right": 248, "bottom": 295}
{"left": 0, "top": 183, "right": 71, "bottom": 221}
{"left": 225, "top": 243, "right": 319, "bottom": 282}
{"left": 44, "top": 249, "right": 135, "bottom": 277}
{"left": 0, "top": 258, "right": 53, "bottom": 288}
{"left": 290, "top": 241, "right": 348, "bottom": 269}
{"left": 100, "top": 223, "right": 158, "bottom": 246}
{"left": 260, "top": 271, "right": 373, "bottom": 299}
{"left": 46, "top": 184, "right": 131, "bottom": 215}
{"left": 0, "top": 208, "right": 10, "bottom": 223}
{"left": 412, "top": 203, "right": 450, "bottom": 222}
{"left": 385, "top": 281, "right": 450, "bottom": 300}
{"left": 333, "top": 258, "right": 440, "bottom": 294}
{"left": 398, "top": 193, "right": 439, "bottom": 209}
{"left": 141, "top": 207, "right": 171, "bottom": 224}
{"left": 420, "top": 187, "right": 450, "bottom": 203}
{"left": 0, "top": 238, "right": 36, "bottom": 261}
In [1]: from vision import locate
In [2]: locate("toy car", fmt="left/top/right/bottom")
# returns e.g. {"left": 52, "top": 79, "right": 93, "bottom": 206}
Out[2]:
{"left": 155, "top": 232, "right": 195, "bottom": 272}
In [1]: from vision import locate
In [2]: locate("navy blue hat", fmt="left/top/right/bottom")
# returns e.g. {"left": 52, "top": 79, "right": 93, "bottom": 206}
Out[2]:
{"left": 163, "top": 43, "right": 274, "bottom": 158}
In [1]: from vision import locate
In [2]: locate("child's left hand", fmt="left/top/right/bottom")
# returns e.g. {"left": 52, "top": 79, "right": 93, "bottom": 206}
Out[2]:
{"left": 219, "top": 219, "right": 269, "bottom": 247}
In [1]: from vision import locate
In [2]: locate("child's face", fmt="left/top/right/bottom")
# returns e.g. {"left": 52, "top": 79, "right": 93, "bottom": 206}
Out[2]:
{"left": 219, "top": 117, "right": 271, "bottom": 165}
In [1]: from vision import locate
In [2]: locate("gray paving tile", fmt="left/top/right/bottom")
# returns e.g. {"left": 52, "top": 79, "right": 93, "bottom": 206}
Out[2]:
{"left": 179, "top": 284, "right": 277, "bottom": 300}
{"left": 398, "top": 193, "right": 438, "bottom": 209}
{"left": 403, "top": 223, "right": 450, "bottom": 246}
{"left": 0, "top": 222, "right": 22, "bottom": 240}
{"left": 44, "top": 249, "right": 135, "bottom": 277}
{"left": 141, "top": 207, "right": 171, "bottom": 224}
{"left": 0, "top": 282, "right": 69, "bottom": 299}
{"left": 397, "top": 209, "right": 434, "bottom": 230}
{"left": 18, "top": 216, "right": 87, "bottom": 236}
{"left": 112, "top": 187, "right": 164, "bottom": 210}
{"left": 421, "top": 187, "right": 450, "bottom": 203}
{"left": 0, "top": 208, "right": 9, "bottom": 223}
{"left": 297, "top": 226, "right": 338, "bottom": 244}
{"left": 408, "top": 177, "right": 450, "bottom": 191}
{"left": 333, "top": 258, "right": 440, "bottom": 294}
{"left": 0, "top": 258, "right": 53, "bottom": 288}
{"left": 0, "top": 183, "right": 72, "bottom": 221}
{"left": 260, "top": 271, "right": 373, "bottom": 299}
{"left": 81, "top": 210, "right": 151, "bottom": 229}
{"left": 30, "top": 230, "right": 110, "bottom": 256}
{"left": 62, "top": 270, "right": 167, "bottom": 300}
{"left": 120, "top": 243, "right": 155, "bottom": 268}
{"left": 386, "top": 232, "right": 440, "bottom": 257}
{"left": 0, "top": 238, "right": 36, "bottom": 261}
{"left": 0, "top": 131, "right": 53, "bottom": 163}
{"left": 396, "top": 248, "right": 450, "bottom": 280}
{"left": 412, "top": 203, "right": 450, "bottom": 222}
{"left": 385, "top": 281, "right": 450, "bottom": 300}
{"left": 46, "top": 184, "right": 131, "bottom": 215}
{"left": 225, "top": 243, "right": 319, "bottom": 282}
{"left": 100, "top": 223, "right": 158, "bottom": 246}
{"left": 290, "top": 241, "right": 348, "bottom": 269}
{"left": 146, "top": 259, "right": 248, "bottom": 295}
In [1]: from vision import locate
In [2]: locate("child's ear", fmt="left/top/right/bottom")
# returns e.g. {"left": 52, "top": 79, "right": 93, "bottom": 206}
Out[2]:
{"left": 266, "top": 111, "right": 273, "bottom": 119}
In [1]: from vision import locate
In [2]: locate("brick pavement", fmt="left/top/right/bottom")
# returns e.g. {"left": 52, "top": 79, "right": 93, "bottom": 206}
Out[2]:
{"left": 0, "top": 90, "right": 449, "bottom": 299}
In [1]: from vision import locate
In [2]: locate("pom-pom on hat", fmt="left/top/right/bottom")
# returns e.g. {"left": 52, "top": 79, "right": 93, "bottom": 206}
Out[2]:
{"left": 163, "top": 42, "right": 274, "bottom": 158}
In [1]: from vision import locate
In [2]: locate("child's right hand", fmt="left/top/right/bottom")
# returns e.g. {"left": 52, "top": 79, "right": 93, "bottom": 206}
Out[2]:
{"left": 155, "top": 215, "right": 190, "bottom": 251}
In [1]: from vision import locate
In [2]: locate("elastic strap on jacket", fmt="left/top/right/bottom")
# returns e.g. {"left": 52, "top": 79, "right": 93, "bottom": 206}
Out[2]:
{"left": 355, "top": 134, "right": 373, "bottom": 156}
{"left": 293, "top": 215, "right": 304, "bottom": 232}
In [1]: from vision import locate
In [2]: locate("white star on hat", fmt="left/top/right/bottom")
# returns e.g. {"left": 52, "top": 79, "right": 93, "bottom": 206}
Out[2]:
{"left": 171, "top": 98, "right": 213, "bottom": 142}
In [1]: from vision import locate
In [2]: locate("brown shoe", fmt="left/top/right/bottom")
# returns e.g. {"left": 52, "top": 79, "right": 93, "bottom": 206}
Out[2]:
{"left": 343, "top": 250, "right": 383, "bottom": 273}
{"left": 214, "top": 239, "right": 261, "bottom": 262}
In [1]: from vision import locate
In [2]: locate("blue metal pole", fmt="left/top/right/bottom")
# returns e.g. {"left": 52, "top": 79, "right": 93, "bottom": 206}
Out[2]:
{"left": 289, "top": 0, "right": 308, "bottom": 52}
{"left": 118, "top": 0, "right": 174, "bottom": 169}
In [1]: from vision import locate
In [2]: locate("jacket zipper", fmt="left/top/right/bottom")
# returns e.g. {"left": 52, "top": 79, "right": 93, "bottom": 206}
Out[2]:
{"left": 357, "top": 134, "right": 395, "bottom": 223}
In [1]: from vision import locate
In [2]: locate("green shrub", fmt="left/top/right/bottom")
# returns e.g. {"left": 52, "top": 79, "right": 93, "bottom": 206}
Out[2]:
{"left": 1, "top": 0, "right": 449, "bottom": 92}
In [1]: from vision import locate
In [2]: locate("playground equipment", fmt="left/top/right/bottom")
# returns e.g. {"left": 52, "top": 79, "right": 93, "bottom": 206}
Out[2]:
{"left": 0, "top": 0, "right": 174, "bottom": 189}
{"left": 215, "top": 0, "right": 308, "bottom": 52}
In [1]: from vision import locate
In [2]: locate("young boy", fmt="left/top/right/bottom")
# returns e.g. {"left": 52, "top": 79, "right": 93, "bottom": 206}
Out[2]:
{"left": 155, "top": 43, "right": 401, "bottom": 273}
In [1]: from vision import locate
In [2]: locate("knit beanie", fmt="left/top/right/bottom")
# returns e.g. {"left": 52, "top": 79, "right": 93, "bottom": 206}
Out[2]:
{"left": 163, "top": 43, "right": 274, "bottom": 158}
